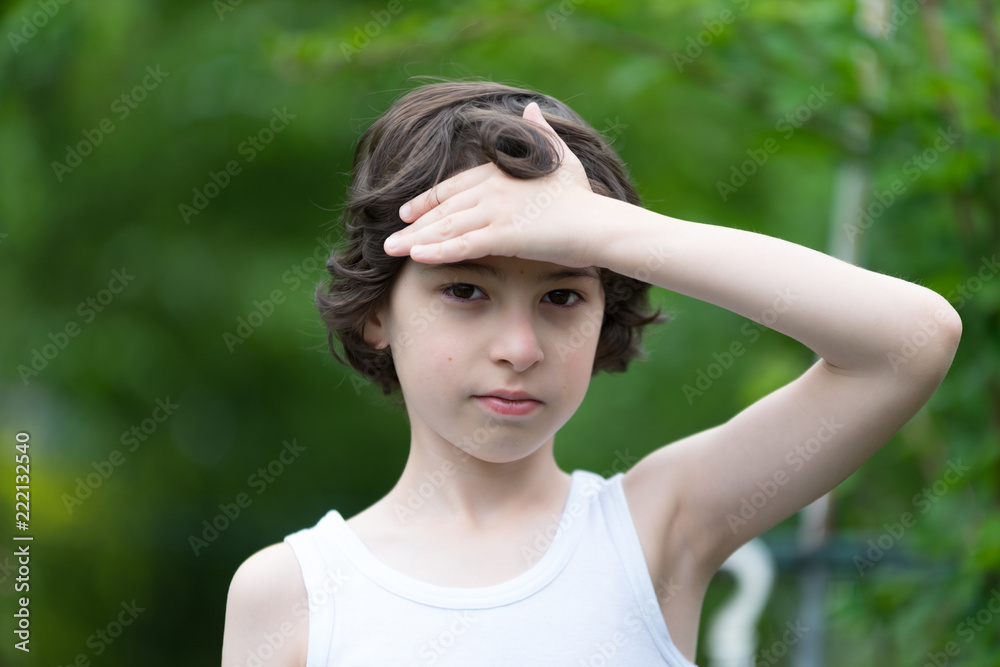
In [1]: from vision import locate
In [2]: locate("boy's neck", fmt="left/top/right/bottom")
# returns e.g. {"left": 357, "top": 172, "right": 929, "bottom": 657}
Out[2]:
{"left": 384, "top": 435, "right": 571, "bottom": 529}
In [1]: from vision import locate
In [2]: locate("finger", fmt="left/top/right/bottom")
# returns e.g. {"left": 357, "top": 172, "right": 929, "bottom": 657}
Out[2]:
{"left": 522, "top": 102, "right": 570, "bottom": 165}
{"left": 385, "top": 204, "right": 488, "bottom": 256}
{"left": 399, "top": 162, "right": 494, "bottom": 222}
{"left": 388, "top": 187, "right": 483, "bottom": 252}
{"left": 407, "top": 187, "right": 481, "bottom": 232}
{"left": 409, "top": 227, "right": 499, "bottom": 264}
{"left": 522, "top": 103, "right": 589, "bottom": 186}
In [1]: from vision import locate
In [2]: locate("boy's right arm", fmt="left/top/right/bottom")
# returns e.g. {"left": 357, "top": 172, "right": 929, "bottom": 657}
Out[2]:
{"left": 222, "top": 543, "right": 310, "bottom": 667}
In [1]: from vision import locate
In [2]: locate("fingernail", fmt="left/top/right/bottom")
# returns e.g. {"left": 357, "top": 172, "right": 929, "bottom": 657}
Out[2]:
{"left": 400, "top": 203, "right": 411, "bottom": 219}
{"left": 385, "top": 236, "right": 398, "bottom": 252}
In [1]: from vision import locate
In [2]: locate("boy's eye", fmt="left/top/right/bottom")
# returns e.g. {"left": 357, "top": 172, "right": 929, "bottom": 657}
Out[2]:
{"left": 443, "top": 283, "right": 484, "bottom": 300}
{"left": 441, "top": 284, "right": 583, "bottom": 307}
{"left": 544, "top": 290, "right": 582, "bottom": 306}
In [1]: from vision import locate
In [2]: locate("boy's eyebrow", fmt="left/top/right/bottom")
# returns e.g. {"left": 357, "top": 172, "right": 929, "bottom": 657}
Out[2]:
{"left": 418, "top": 260, "right": 600, "bottom": 285}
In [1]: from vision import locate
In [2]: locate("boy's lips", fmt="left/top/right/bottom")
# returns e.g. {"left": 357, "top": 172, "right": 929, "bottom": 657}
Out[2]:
{"left": 476, "top": 389, "right": 541, "bottom": 402}
{"left": 473, "top": 392, "right": 542, "bottom": 417}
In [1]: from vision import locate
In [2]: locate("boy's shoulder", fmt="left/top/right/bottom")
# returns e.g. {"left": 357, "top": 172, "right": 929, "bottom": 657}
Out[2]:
{"left": 222, "top": 543, "right": 308, "bottom": 666}
{"left": 228, "top": 542, "right": 305, "bottom": 602}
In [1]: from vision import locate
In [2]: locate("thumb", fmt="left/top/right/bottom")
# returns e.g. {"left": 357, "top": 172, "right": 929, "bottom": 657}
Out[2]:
{"left": 522, "top": 102, "right": 590, "bottom": 190}
{"left": 522, "top": 101, "right": 565, "bottom": 162}
{"left": 522, "top": 101, "right": 547, "bottom": 125}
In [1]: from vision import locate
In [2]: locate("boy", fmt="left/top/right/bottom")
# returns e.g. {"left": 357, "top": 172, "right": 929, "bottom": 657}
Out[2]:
{"left": 222, "top": 80, "right": 961, "bottom": 666}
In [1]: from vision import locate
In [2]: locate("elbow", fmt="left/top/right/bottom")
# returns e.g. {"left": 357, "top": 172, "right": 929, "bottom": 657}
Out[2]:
{"left": 940, "top": 301, "right": 962, "bottom": 355}
{"left": 890, "top": 289, "right": 962, "bottom": 379}
{"left": 924, "top": 290, "right": 962, "bottom": 360}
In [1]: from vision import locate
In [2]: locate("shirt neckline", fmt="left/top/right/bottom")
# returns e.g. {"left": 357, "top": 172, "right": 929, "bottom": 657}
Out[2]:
{"left": 320, "top": 469, "right": 602, "bottom": 608}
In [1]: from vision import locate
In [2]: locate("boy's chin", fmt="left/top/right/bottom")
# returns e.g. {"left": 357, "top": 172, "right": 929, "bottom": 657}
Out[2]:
{"left": 450, "top": 436, "right": 550, "bottom": 464}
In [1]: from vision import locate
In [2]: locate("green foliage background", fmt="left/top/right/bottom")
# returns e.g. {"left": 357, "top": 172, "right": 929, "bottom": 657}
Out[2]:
{"left": 1, "top": 0, "right": 997, "bottom": 664}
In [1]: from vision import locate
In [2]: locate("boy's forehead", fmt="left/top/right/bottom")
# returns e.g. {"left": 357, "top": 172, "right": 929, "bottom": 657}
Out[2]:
{"left": 411, "top": 257, "right": 601, "bottom": 284}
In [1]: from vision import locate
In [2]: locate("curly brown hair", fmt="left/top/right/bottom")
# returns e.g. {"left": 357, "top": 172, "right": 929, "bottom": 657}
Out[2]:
{"left": 316, "top": 78, "right": 666, "bottom": 396}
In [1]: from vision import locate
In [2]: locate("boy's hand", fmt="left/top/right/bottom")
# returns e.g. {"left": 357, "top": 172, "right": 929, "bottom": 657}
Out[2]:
{"left": 383, "top": 102, "right": 601, "bottom": 268}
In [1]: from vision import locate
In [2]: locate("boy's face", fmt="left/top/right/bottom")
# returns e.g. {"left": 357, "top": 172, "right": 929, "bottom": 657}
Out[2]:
{"left": 365, "top": 256, "right": 605, "bottom": 463}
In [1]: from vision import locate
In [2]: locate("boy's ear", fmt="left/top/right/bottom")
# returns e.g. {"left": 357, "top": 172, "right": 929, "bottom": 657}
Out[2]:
{"left": 362, "top": 309, "right": 390, "bottom": 350}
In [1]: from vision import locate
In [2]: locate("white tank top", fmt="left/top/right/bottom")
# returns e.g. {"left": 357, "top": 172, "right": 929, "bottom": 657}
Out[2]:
{"left": 284, "top": 469, "right": 697, "bottom": 666}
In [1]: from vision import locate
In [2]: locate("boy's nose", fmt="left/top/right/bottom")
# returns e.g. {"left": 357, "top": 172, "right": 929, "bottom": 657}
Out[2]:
{"left": 489, "top": 310, "right": 544, "bottom": 372}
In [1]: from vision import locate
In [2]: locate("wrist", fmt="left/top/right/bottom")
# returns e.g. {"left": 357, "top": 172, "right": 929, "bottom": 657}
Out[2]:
{"left": 584, "top": 195, "right": 676, "bottom": 281}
